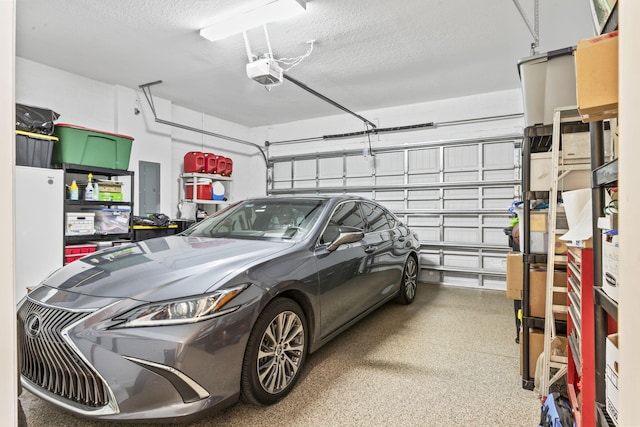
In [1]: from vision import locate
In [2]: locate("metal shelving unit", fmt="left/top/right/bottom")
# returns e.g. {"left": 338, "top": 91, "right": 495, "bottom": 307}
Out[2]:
{"left": 590, "top": 121, "right": 619, "bottom": 427}
{"left": 62, "top": 163, "right": 135, "bottom": 261}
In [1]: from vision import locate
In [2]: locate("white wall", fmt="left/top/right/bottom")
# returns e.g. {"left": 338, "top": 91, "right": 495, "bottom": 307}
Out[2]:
{"left": 618, "top": 2, "right": 639, "bottom": 425}
{"left": 1, "top": 2, "right": 17, "bottom": 426}
{"left": 15, "top": 58, "right": 265, "bottom": 218}
{"left": 253, "top": 88, "right": 524, "bottom": 157}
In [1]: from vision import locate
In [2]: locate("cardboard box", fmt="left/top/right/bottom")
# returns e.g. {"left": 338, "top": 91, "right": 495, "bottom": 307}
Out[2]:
{"left": 529, "top": 269, "right": 567, "bottom": 320}
{"left": 576, "top": 31, "right": 618, "bottom": 122}
{"left": 606, "top": 333, "right": 619, "bottom": 426}
{"left": 97, "top": 180, "right": 123, "bottom": 193}
{"left": 530, "top": 212, "right": 548, "bottom": 232}
{"left": 506, "top": 252, "right": 523, "bottom": 300}
{"left": 519, "top": 329, "right": 545, "bottom": 377}
{"left": 602, "top": 234, "right": 619, "bottom": 302}
{"left": 65, "top": 212, "right": 96, "bottom": 236}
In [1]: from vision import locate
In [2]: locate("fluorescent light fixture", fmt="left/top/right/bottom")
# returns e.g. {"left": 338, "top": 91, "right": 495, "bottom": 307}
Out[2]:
{"left": 200, "top": 0, "right": 306, "bottom": 42}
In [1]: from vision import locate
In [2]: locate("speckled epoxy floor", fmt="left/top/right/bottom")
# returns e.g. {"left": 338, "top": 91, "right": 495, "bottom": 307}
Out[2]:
{"left": 20, "top": 284, "right": 540, "bottom": 426}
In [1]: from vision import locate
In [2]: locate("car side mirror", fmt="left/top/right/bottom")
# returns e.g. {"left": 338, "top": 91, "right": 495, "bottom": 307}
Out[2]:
{"left": 327, "top": 226, "right": 364, "bottom": 251}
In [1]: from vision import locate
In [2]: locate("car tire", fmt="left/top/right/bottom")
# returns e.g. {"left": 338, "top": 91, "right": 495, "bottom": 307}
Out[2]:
{"left": 396, "top": 256, "right": 418, "bottom": 305}
{"left": 241, "top": 298, "right": 307, "bottom": 406}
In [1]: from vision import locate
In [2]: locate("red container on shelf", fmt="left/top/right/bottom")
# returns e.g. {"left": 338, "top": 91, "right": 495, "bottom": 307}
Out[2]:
{"left": 64, "top": 244, "right": 97, "bottom": 264}
{"left": 185, "top": 181, "right": 212, "bottom": 200}
{"left": 184, "top": 151, "right": 206, "bottom": 173}
{"left": 204, "top": 152, "right": 217, "bottom": 174}
{"left": 223, "top": 157, "right": 233, "bottom": 176}
{"left": 216, "top": 156, "right": 227, "bottom": 176}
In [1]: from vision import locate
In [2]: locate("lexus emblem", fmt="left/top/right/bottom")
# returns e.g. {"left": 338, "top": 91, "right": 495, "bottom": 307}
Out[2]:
{"left": 26, "top": 314, "right": 41, "bottom": 338}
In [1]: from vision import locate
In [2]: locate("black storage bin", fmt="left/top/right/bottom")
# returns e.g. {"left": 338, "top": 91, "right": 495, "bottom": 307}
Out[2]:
{"left": 16, "top": 130, "right": 57, "bottom": 168}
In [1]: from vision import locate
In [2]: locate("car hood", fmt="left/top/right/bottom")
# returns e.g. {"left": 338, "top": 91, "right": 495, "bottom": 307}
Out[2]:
{"left": 41, "top": 236, "right": 294, "bottom": 302}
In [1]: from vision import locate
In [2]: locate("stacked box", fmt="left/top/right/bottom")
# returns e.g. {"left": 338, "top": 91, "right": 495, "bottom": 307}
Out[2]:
{"left": 65, "top": 212, "right": 95, "bottom": 236}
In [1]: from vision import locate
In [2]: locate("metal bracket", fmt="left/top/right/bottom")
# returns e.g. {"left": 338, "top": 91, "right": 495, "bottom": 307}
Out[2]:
{"left": 138, "top": 81, "right": 268, "bottom": 167}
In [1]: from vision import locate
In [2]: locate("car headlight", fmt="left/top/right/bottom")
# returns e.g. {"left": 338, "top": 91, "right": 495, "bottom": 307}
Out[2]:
{"left": 113, "top": 284, "right": 249, "bottom": 328}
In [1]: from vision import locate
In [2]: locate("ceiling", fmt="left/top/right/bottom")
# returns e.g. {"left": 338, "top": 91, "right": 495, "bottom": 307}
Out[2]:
{"left": 16, "top": 0, "right": 596, "bottom": 128}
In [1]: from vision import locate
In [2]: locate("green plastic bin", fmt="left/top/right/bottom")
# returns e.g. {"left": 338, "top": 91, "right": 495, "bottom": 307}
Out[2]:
{"left": 53, "top": 124, "right": 134, "bottom": 170}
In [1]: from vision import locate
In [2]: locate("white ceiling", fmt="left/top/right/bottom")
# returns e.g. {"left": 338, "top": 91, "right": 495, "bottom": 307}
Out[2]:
{"left": 16, "top": 0, "right": 596, "bottom": 128}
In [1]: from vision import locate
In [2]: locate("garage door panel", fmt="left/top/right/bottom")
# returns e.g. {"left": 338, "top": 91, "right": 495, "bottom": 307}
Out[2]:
{"left": 444, "top": 199, "right": 478, "bottom": 210}
{"left": 408, "top": 216, "right": 440, "bottom": 227}
{"left": 346, "top": 155, "right": 373, "bottom": 177}
{"left": 318, "top": 178, "right": 343, "bottom": 187}
{"left": 294, "top": 159, "right": 316, "bottom": 180}
{"left": 444, "top": 171, "right": 477, "bottom": 182}
{"left": 408, "top": 148, "right": 439, "bottom": 173}
{"left": 484, "top": 142, "right": 515, "bottom": 167}
{"left": 268, "top": 136, "right": 520, "bottom": 290}
{"left": 375, "top": 152, "right": 404, "bottom": 175}
{"left": 346, "top": 176, "right": 374, "bottom": 186}
{"left": 408, "top": 173, "right": 440, "bottom": 184}
{"left": 483, "top": 197, "right": 513, "bottom": 209}
{"left": 412, "top": 227, "right": 439, "bottom": 241}
{"left": 444, "top": 228, "right": 479, "bottom": 243}
{"left": 484, "top": 169, "right": 517, "bottom": 180}
{"left": 442, "top": 272, "right": 479, "bottom": 287}
{"left": 376, "top": 175, "right": 404, "bottom": 185}
{"left": 484, "top": 228, "right": 508, "bottom": 244}
{"left": 319, "top": 157, "right": 343, "bottom": 179}
{"left": 444, "top": 145, "right": 478, "bottom": 169}
{"left": 444, "top": 216, "right": 478, "bottom": 226}
{"left": 483, "top": 215, "right": 508, "bottom": 226}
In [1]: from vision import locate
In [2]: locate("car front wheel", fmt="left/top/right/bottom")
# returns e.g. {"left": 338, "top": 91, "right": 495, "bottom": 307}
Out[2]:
{"left": 241, "top": 298, "right": 307, "bottom": 405}
{"left": 396, "top": 256, "right": 417, "bottom": 304}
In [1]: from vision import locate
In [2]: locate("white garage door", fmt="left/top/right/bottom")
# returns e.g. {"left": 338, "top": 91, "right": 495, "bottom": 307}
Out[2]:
{"left": 268, "top": 136, "right": 521, "bottom": 290}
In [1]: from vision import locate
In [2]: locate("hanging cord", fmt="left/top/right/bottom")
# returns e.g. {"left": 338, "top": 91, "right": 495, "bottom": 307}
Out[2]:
{"left": 276, "top": 40, "right": 315, "bottom": 71}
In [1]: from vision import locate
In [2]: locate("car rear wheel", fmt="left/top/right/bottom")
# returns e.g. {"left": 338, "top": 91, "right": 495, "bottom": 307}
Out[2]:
{"left": 396, "top": 256, "right": 417, "bottom": 304}
{"left": 241, "top": 298, "right": 307, "bottom": 406}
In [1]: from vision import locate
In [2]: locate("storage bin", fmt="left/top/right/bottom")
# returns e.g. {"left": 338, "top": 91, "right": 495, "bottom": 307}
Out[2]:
{"left": 85, "top": 207, "right": 131, "bottom": 235}
{"left": 518, "top": 47, "right": 577, "bottom": 128}
{"left": 53, "top": 124, "right": 134, "bottom": 170}
{"left": 15, "top": 130, "right": 58, "bottom": 168}
{"left": 184, "top": 151, "right": 206, "bottom": 173}
{"left": 185, "top": 181, "right": 212, "bottom": 200}
{"left": 65, "top": 244, "right": 97, "bottom": 255}
{"left": 66, "top": 212, "right": 96, "bottom": 236}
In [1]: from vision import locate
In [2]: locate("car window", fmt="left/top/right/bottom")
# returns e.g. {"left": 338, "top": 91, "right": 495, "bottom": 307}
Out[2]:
{"left": 361, "top": 202, "right": 391, "bottom": 232}
{"left": 185, "top": 199, "right": 326, "bottom": 241}
{"left": 320, "top": 201, "right": 364, "bottom": 244}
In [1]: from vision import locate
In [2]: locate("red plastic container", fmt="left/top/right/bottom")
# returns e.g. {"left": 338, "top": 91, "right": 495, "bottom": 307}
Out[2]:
{"left": 64, "top": 244, "right": 97, "bottom": 264}
{"left": 216, "top": 156, "right": 227, "bottom": 176}
{"left": 185, "top": 182, "right": 212, "bottom": 200}
{"left": 184, "top": 151, "right": 206, "bottom": 173}
{"left": 204, "top": 152, "right": 217, "bottom": 174}
{"left": 223, "top": 157, "right": 233, "bottom": 176}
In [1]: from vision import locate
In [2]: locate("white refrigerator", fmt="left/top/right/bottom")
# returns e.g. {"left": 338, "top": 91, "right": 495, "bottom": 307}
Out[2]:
{"left": 15, "top": 166, "right": 63, "bottom": 302}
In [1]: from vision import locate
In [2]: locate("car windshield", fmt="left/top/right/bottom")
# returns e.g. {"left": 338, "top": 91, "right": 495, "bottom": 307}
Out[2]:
{"left": 183, "top": 198, "right": 327, "bottom": 241}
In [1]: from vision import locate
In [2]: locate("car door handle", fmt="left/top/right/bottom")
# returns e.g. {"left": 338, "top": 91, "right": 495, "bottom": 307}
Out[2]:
{"left": 364, "top": 245, "right": 377, "bottom": 253}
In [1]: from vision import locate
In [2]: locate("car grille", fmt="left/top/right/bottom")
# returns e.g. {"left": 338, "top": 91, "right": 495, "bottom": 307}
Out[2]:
{"left": 18, "top": 300, "right": 110, "bottom": 408}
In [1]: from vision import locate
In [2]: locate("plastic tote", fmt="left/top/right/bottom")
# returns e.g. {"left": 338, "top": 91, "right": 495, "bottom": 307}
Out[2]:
{"left": 52, "top": 124, "right": 134, "bottom": 170}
